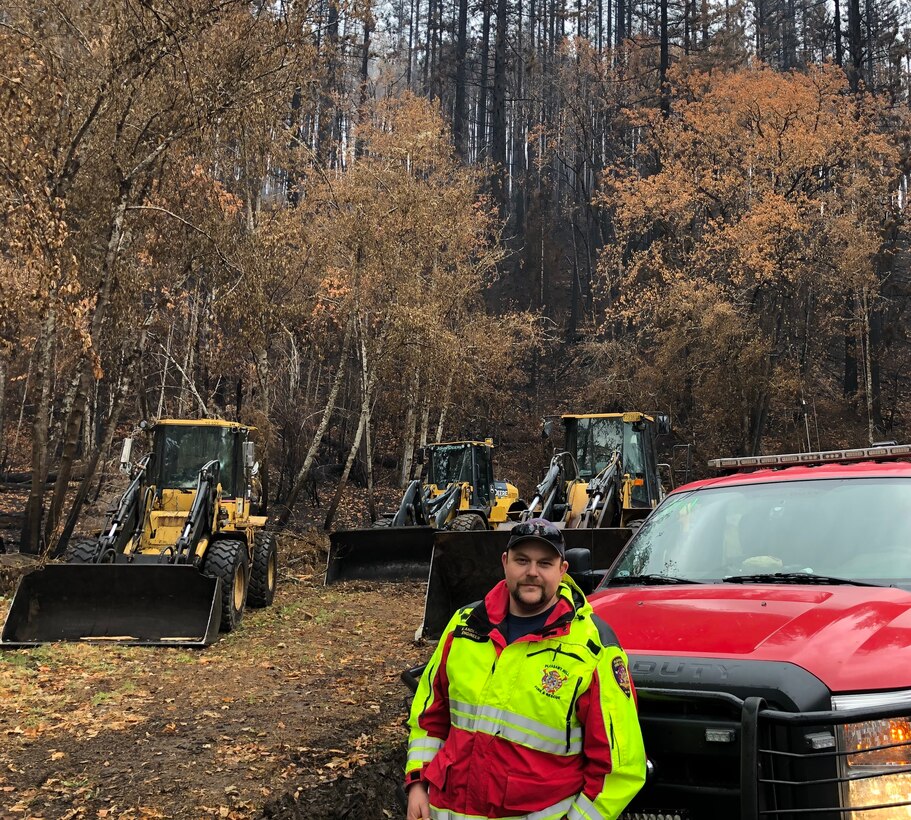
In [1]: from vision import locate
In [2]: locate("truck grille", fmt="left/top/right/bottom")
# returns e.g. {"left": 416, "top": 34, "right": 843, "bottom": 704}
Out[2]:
{"left": 629, "top": 687, "right": 743, "bottom": 819}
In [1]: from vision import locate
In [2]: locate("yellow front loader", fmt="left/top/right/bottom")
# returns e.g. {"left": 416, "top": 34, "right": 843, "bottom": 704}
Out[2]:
{"left": 325, "top": 439, "right": 524, "bottom": 584}
{"left": 1, "top": 419, "right": 278, "bottom": 647}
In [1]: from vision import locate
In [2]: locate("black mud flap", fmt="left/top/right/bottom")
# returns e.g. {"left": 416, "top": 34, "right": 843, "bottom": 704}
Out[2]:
{"left": 325, "top": 527, "right": 436, "bottom": 584}
{"left": 1, "top": 564, "right": 222, "bottom": 647}
{"left": 418, "top": 528, "right": 632, "bottom": 641}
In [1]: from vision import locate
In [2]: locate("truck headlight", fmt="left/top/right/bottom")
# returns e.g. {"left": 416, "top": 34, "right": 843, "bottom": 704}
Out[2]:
{"left": 833, "top": 691, "right": 911, "bottom": 818}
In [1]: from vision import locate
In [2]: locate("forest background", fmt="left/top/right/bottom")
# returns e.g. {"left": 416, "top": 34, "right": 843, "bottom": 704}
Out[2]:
{"left": 1, "top": 0, "right": 909, "bottom": 554}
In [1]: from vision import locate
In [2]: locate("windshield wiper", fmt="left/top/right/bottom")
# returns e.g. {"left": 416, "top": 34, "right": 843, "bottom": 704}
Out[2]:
{"left": 607, "top": 574, "right": 704, "bottom": 586}
{"left": 722, "top": 572, "right": 883, "bottom": 587}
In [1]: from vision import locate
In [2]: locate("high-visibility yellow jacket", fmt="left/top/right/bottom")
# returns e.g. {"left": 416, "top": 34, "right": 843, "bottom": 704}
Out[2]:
{"left": 406, "top": 576, "right": 646, "bottom": 820}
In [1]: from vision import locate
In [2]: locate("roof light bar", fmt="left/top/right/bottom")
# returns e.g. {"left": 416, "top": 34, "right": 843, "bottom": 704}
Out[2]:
{"left": 709, "top": 444, "right": 911, "bottom": 471}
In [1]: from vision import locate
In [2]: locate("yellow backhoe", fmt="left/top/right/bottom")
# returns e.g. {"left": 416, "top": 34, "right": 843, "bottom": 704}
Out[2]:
{"left": 419, "top": 412, "right": 673, "bottom": 639}
{"left": 325, "top": 439, "right": 524, "bottom": 584}
{"left": 1, "top": 419, "right": 278, "bottom": 647}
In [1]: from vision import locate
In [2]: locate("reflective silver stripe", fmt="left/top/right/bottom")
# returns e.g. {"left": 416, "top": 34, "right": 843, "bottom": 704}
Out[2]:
{"left": 430, "top": 794, "right": 575, "bottom": 820}
{"left": 566, "top": 793, "right": 605, "bottom": 820}
{"left": 408, "top": 736, "right": 444, "bottom": 755}
{"left": 408, "top": 748, "right": 438, "bottom": 763}
{"left": 407, "top": 736, "right": 443, "bottom": 763}
{"left": 473, "top": 715, "right": 582, "bottom": 755}
{"left": 450, "top": 699, "right": 582, "bottom": 747}
{"left": 526, "top": 795, "right": 576, "bottom": 819}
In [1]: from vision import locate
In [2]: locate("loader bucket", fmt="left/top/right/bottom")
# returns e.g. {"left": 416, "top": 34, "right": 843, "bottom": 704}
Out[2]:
{"left": 1, "top": 564, "right": 222, "bottom": 648}
{"left": 326, "top": 526, "right": 436, "bottom": 584}
{"left": 418, "top": 527, "right": 632, "bottom": 641}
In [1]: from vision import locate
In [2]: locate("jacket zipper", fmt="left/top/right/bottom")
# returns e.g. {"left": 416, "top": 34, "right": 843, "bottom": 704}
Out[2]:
{"left": 565, "top": 677, "right": 583, "bottom": 752}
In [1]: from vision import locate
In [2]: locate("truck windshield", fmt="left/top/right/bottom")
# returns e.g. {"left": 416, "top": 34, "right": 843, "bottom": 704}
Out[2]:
{"left": 156, "top": 426, "right": 237, "bottom": 496}
{"left": 428, "top": 445, "right": 473, "bottom": 487}
{"left": 609, "top": 478, "right": 911, "bottom": 589}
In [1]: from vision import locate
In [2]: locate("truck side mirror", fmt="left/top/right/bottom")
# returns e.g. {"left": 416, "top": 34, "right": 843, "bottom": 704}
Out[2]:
{"left": 243, "top": 441, "right": 256, "bottom": 469}
{"left": 656, "top": 413, "right": 672, "bottom": 435}
{"left": 119, "top": 438, "right": 134, "bottom": 475}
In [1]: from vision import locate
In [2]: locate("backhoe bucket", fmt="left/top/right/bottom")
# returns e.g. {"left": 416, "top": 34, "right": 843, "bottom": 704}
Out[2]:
{"left": 326, "top": 526, "right": 436, "bottom": 584}
{"left": 418, "top": 527, "right": 632, "bottom": 641}
{"left": 1, "top": 565, "right": 222, "bottom": 647}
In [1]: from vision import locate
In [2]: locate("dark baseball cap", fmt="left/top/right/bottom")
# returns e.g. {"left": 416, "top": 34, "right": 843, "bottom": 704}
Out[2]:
{"left": 506, "top": 518, "right": 566, "bottom": 558}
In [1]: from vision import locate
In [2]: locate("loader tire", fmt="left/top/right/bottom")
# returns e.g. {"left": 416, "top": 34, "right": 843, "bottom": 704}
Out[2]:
{"left": 372, "top": 518, "right": 392, "bottom": 528}
{"left": 447, "top": 513, "right": 487, "bottom": 532}
{"left": 248, "top": 531, "right": 278, "bottom": 608}
{"left": 63, "top": 538, "right": 103, "bottom": 564}
{"left": 203, "top": 539, "right": 249, "bottom": 632}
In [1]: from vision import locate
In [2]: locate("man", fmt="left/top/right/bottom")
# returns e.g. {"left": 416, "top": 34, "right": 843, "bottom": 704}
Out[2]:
{"left": 405, "top": 518, "right": 646, "bottom": 820}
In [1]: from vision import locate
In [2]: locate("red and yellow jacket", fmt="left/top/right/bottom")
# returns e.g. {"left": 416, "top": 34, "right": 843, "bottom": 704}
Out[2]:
{"left": 406, "top": 576, "right": 646, "bottom": 820}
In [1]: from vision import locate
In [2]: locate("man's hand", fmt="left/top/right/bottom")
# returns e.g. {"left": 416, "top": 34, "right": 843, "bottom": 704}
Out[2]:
{"left": 406, "top": 782, "right": 430, "bottom": 820}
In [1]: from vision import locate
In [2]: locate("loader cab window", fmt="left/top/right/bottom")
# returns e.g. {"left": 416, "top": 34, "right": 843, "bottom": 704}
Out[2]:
{"left": 428, "top": 445, "right": 473, "bottom": 488}
{"left": 567, "top": 417, "right": 624, "bottom": 480}
{"left": 155, "top": 426, "right": 238, "bottom": 497}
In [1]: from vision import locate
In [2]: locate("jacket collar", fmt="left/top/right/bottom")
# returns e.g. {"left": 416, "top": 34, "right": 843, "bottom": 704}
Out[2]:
{"left": 467, "top": 575, "right": 590, "bottom": 640}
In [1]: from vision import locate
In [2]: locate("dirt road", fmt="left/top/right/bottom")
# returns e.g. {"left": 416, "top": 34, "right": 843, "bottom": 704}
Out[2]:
{"left": 0, "top": 563, "right": 430, "bottom": 819}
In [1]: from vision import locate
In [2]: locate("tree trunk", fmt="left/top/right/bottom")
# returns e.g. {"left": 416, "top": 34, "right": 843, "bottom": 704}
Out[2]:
{"left": 491, "top": 0, "right": 508, "bottom": 206}
{"left": 323, "top": 319, "right": 375, "bottom": 531}
{"left": 846, "top": 0, "right": 863, "bottom": 91}
{"left": 833, "top": 0, "right": 843, "bottom": 65}
{"left": 844, "top": 294, "right": 858, "bottom": 397}
{"left": 21, "top": 305, "right": 58, "bottom": 554}
{"left": 476, "top": 0, "right": 491, "bottom": 160}
{"left": 434, "top": 371, "right": 454, "bottom": 443}
{"left": 453, "top": 0, "right": 469, "bottom": 159}
{"left": 400, "top": 371, "right": 420, "bottom": 487}
{"left": 274, "top": 315, "right": 354, "bottom": 530}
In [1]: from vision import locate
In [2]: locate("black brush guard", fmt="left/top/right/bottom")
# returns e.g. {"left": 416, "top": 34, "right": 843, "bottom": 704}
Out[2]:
{"left": 1, "top": 564, "right": 222, "bottom": 647}
{"left": 743, "top": 697, "right": 911, "bottom": 819}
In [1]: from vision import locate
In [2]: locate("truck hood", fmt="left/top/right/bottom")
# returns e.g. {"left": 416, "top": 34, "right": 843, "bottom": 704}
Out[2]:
{"left": 590, "top": 584, "right": 911, "bottom": 693}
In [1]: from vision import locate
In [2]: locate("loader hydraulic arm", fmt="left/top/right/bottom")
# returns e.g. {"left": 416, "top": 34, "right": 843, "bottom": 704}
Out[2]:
{"left": 523, "top": 452, "right": 569, "bottom": 522}
{"left": 424, "top": 483, "right": 462, "bottom": 529}
{"left": 172, "top": 459, "right": 221, "bottom": 565}
{"left": 575, "top": 452, "right": 622, "bottom": 529}
{"left": 97, "top": 454, "right": 152, "bottom": 560}
{"left": 392, "top": 480, "right": 430, "bottom": 527}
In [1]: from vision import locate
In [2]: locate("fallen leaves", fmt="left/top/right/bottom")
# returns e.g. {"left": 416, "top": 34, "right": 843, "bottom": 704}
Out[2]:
{"left": 0, "top": 579, "right": 429, "bottom": 818}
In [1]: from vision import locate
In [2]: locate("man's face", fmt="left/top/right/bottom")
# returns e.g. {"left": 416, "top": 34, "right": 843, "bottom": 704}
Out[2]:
{"left": 501, "top": 540, "right": 568, "bottom": 616}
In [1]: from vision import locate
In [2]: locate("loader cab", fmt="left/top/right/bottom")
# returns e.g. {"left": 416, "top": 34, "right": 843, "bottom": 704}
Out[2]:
{"left": 562, "top": 413, "right": 663, "bottom": 510}
{"left": 152, "top": 421, "right": 246, "bottom": 498}
{"left": 425, "top": 442, "right": 494, "bottom": 508}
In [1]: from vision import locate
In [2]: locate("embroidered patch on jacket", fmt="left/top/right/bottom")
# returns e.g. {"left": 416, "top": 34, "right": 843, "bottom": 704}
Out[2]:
{"left": 612, "top": 657, "right": 632, "bottom": 697}
{"left": 536, "top": 665, "right": 569, "bottom": 697}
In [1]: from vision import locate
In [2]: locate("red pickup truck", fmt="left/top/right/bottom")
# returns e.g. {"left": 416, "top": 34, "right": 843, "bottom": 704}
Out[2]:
{"left": 593, "top": 445, "right": 911, "bottom": 820}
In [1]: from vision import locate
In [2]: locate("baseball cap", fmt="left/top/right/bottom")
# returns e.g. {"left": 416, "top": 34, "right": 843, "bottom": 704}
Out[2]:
{"left": 506, "top": 518, "right": 566, "bottom": 558}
